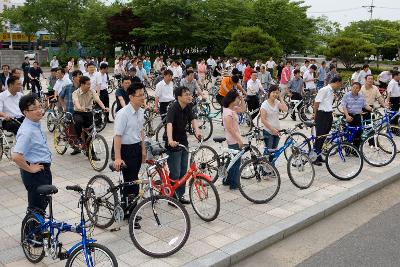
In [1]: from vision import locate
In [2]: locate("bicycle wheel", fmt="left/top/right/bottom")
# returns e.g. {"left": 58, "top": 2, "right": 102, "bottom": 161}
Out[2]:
{"left": 299, "top": 105, "right": 313, "bottom": 122}
{"left": 0, "top": 137, "right": 3, "bottom": 160}
{"left": 66, "top": 243, "right": 118, "bottom": 267}
{"left": 129, "top": 195, "right": 190, "bottom": 258}
{"left": 239, "top": 112, "right": 253, "bottom": 136}
{"left": 88, "top": 135, "right": 109, "bottom": 172}
{"left": 279, "top": 100, "right": 289, "bottom": 120}
{"left": 283, "top": 132, "right": 310, "bottom": 160}
{"left": 85, "top": 175, "right": 118, "bottom": 229}
{"left": 155, "top": 123, "right": 167, "bottom": 148}
{"left": 326, "top": 143, "right": 363, "bottom": 180}
{"left": 21, "top": 213, "right": 45, "bottom": 263}
{"left": 241, "top": 145, "right": 262, "bottom": 179}
{"left": 46, "top": 112, "right": 56, "bottom": 132}
{"left": 211, "top": 95, "right": 221, "bottom": 110}
{"left": 111, "top": 100, "right": 117, "bottom": 120}
{"left": 190, "top": 145, "right": 220, "bottom": 183}
{"left": 239, "top": 157, "right": 281, "bottom": 204}
{"left": 54, "top": 125, "right": 68, "bottom": 155}
{"left": 287, "top": 153, "right": 315, "bottom": 189}
{"left": 386, "top": 126, "right": 400, "bottom": 153}
{"left": 189, "top": 176, "right": 220, "bottom": 222}
{"left": 360, "top": 133, "right": 396, "bottom": 167}
{"left": 95, "top": 111, "right": 107, "bottom": 133}
{"left": 197, "top": 115, "right": 213, "bottom": 141}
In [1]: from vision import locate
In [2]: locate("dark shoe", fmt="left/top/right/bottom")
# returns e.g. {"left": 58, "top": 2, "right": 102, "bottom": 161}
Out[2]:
{"left": 90, "top": 154, "right": 101, "bottom": 161}
{"left": 230, "top": 187, "right": 239, "bottom": 191}
{"left": 312, "top": 160, "right": 322, "bottom": 166}
{"left": 107, "top": 120, "right": 113, "bottom": 123}
{"left": 178, "top": 197, "right": 190, "bottom": 205}
{"left": 70, "top": 148, "right": 80, "bottom": 155}
{"left": 291, "top": 114, "right": 296, "bottom": 121}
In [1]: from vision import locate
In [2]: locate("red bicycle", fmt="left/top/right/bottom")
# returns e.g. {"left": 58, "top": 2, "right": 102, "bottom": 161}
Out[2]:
{"left": 146, "top": 141, "right": 220, "bottom": 222}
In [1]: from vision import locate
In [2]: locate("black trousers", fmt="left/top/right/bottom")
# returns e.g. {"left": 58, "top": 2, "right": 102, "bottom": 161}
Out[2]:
{"left": 246, "top": 95, "right": 260, "bottom": 120}
{"left": 30, "top": 79, "right": 41, "bottom": 96}
{"left": 290, "top": 92, "right": 303, "bottom": 116}
{"left": 121, "top": 143, "right": 142, "bottom": 204}
{"left": 2, "top": 117, "right": 24, "bottom": 135}
{"left": 23, "top": 75, "right": 30, "bottom": 90}
{"left": 99, "top": 89, "right": 110, "bottom": 120}
{"left": 390, "top": 97, "right": 400, "bottom": 125}
{"left": 314, "top": 110, "right": 333, "bottom": 161}
{"left": 348, "top": 113, "right": 362, "bottom": 148}
{"left": 21, "top": 164, "right": 52, "bottom": 212}
{"left": 160, "top": 101, "right": 172, "bottom": 121}
{"left": 216, "top": 93, "right": 224, "bottom": 107}
{"left": 73, "top": 112, "right": 93, "bottom": 140}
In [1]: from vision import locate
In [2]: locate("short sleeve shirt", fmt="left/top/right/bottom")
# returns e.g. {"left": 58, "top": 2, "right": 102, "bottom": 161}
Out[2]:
{"left": 387, "top": 79, "right": 400, "bottom": 98}
{"left": 260, "top": 100, "right": 281, "bottom": 133}
{"left": 360, "top": 85, "right": 381, "bottom": 106}
{"left": 115, "top": 88, "right": 129, "bottom": 112}
{"left": 340, "top": 92, "right": 367, "bottom": 114}
{"left": 315, "top": 85, "right": 334, "bottom": 112}
{"left": 155, "top": 80, "right": 174, "bottom": 103}
{"left": 222, "top": 108, "right": 240, "bottom": 145}
{"left": 166, "top": 101, "right": 196, "bottom": 149}
{"left": 0, "top": 90, "right": 23, "bottom": 118}
{"left": 219, "top": 76, "right": 233, "bottom": 96}
{"left": 72, "top": 88, "right": 101, "bottom": 111}
{"left": 114, "top": 104, "right": 144, "bottom": 144}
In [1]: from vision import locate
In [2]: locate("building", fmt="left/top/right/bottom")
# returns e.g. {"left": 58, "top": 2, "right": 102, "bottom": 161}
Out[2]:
{"left": 0, "top": 0, "right": 24, "bottom": 12}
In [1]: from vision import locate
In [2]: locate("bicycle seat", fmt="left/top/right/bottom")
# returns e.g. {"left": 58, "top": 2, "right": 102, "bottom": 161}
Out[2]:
{"left": 213, "top": 137, "right": 226, "bottom": 143}
{"left": 37, "top": 185, "right": 58, "bottom": 196}
{"left": 303, "top": 121, "right": 315, "bottom": 128}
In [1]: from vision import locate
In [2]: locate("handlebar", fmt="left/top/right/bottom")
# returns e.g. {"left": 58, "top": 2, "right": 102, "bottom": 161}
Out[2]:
{"left": 176, "top": 138, "right": 204, "bottom": 153}
{"left": 66, "top": 185, "right": 83, "bottom": 193}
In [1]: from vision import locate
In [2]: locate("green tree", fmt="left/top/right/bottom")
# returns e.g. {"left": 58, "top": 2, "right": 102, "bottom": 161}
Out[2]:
{"left": 224, "top": 26, "right": 283, "bottom": 61}
{"left": 306, "top": 15, "right": 341, "bottom": 55}
{"left": 325, "top": 36, "right": 376, "bottom": 69}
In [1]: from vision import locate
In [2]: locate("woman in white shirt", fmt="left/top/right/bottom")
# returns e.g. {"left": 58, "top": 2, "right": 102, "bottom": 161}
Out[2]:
{"left": 260, "top": 85, "right": 288, "bottom": 162}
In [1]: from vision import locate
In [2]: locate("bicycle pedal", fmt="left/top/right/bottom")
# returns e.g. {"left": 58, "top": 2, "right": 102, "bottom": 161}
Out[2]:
{"left": 58, "top": 252, "right": 68, "bottom": 260}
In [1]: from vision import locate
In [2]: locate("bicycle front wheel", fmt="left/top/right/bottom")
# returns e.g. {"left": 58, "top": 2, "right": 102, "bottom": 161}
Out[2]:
{"left": 189, "top": 176, "right": 220, "bottom": 222}
{"left": 53, "top": 125, "right": 68, "bottom": 155}
{"left": 326, "top": 143, "right": 363, "bottom": 180}
{"left": 88, "top": 135, "right": 109, "bottom": 172}
{"left": 46, "top": 112, "right": 56, "bottom": 132}
{"left": 21, "top": 213, "right": 45, "bottom": 263}
{"left": 360, "top": 133, "right": 396, "bottom": 167}
{"left": 283, "top": 132, "right": 310, "bottom": 160}
{"left": 66, "top": 243, "right": 118, "bottom": 267}
{"left": 197, "top": 115, "right": 213, "bottom": 141}
{"left": 239, "top": 112, "right": 253, "bottom": 136}
{"left": 287, "top": 153, "right": 315, "bottom": 189}
{"left": 190, "top": 145, "right": 220, "bottom": 183}
{"left": 239, "top": 157, "right": 281, "bottom": 204}
{"left": 129, "top": 195, "right": 190, "bottom": 258}
{"left": 111, "top": 100, "right": 117, "bottom": 120}
{"left": 85, "top": 175, "right": 118, "bottom": 229}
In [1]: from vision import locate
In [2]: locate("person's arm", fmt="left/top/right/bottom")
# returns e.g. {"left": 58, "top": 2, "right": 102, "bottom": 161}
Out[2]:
{"left": 167, "top": 123, "right": 178, "bottom": 147}
{"left": 113, "top": 135, "right": 124, "bottom": 170}
{"left": 232, "top": 94, "right": 246, "bottom": 113}
{"left": 141, "top": 130, "right": 146, "bottom": 162}
{"left": 12, "top": 153, "right": 44, "bottom": 173}
{"left": 96, "top": 75, "right": 101, "bottom": 95}
{"left": 224, "top": 113, "right": 244, "bottom": 147}
{"left": 376, "top": 88, "right": 387, "bottom": 107}
{"left": 117, "top": 96, "right": 126, "bottom": 108}
{"left": 260, "top": 108, "right": 279, "bottom": 136}
{"left": 237, "top": 83, "right": 246, "bottom": 95}
{"left": 94, "top": 93, "right": 108, "bottom": 110}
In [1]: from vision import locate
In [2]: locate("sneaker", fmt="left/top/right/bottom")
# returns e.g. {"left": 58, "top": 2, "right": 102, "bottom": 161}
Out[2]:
{"left": 178, "top": 197, "right": 190, "bottom": 205}
{"left": 70, "top": 148, "right": 80, "bottom": 155}
{"left": 312, "top": 160, "right": 322, "bottom": 166}
{"left": 291, "top": 114, "right": 296, "bottom": 121}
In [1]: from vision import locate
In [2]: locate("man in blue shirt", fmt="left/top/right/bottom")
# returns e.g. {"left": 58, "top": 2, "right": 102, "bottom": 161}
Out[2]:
{"left": 12, "top": 94, "right": 52, "bottom": 212}
{"left": 317, "top": 61, "right": 327, "bottom": 90}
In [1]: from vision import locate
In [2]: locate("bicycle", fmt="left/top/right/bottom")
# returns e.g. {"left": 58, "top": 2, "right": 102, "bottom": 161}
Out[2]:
{"left": 53, "top": 110, "right": 109, "bottom": 172}
{"left": 0, "top": 118, "right": 20, "bottom": 160}
{"left": 46, "top": 99, "right": 62, "bottom": 132}
{"left": 21, "top": 184, "right": 118, "bottom": 266}
{"left": 145, "top": 140, "right": 220, "bottom": 222}
{"left": 85, "top": 160, "right": 191, "bottom": 258}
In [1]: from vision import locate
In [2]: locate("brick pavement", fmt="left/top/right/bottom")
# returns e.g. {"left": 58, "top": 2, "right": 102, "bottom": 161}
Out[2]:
{"left": 0, "top": 91, "right": 398, "bottom": 267}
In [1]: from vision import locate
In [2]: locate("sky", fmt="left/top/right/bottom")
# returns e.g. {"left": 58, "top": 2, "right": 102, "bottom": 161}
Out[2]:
{"left": 302, "top": 0, "right": 400, "bottom": 27}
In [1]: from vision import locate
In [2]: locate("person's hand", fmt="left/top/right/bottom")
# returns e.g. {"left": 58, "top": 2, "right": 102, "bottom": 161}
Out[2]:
{"left": 113, "top": 158, "right": 125, "bottom": 171}
{"left": 141, "top": 152, "right": 147, "bottom": 163}
{"left": 271, "top": 128, "right": 280, "bottom": 136}
{"left": 29, "top": 164, "right": 44, "bottom": 173}
{"left": 311, "top": 113, "right": 315, "bottom": 120}
{"left": 238, "top": 140, "right": 244, "bottom": 148}
{"left": 288, "top": 92, "right": 292, "bottom": 97}
{"left": 103, "top": 108, "right": 109, "bottom": 113}
{"left": 168, "top": 140, "right": 179, "bottom": 147}
{"left": 195, "top": 131, "right": 202, "bottom": 141}
{"left": 3, "top": 115, "right": 11, "bottom": 121}
{"left": 345, "top": 115, "right": 353, "bottom": 122}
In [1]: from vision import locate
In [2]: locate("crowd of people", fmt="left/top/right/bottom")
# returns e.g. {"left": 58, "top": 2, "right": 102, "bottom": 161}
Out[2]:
{"left": 0, "top": 53, "right": 399, "bottom": 225}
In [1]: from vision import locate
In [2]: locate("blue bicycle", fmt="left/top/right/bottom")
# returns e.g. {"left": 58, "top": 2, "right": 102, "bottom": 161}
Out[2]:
{"left": 21, "top": 184, "right": 118, "bottom": 266}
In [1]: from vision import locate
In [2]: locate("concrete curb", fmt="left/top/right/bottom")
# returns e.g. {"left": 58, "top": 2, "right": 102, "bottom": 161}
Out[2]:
{"left": 184, "top": 167, "right": 400, "bottom": 267}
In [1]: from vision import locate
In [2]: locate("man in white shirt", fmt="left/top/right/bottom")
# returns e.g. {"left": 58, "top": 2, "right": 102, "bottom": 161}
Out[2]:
{"left": 358, "top": 64, "right": 371, "bottom": 85}
{"left": 351, "top": 68, "right": 361, "bottom": 84}
{"left": 167, "top": 61, "right": 183, "bottom": 79}
{"left": 247, "top": 71, "right": 265, "bottom": 119}
{"left": 387, "top": 70, "right": 400, "bottom": 124}
{"left": 303, "top": 65, "right": 317, "bottom": 92}
{"left": 207, "top": 56, "right": 217, "bottom": 70}
{"left": 0, "top": 76, "right": 24, "bottom": 134}
{"left": 378, "top": 70, "right": 393, "bottom": 89}
{"left": 53, "top": 68, "right": 72, "bottom": 98}
{"left": 78, "top": 57, "right": 87, "bottom": 73}
{"left": 84, "top": 62, "right": 101, "bottom": 94}
{"left": 266, "top": 57, "right": 276, "bottom": 74}
{"left": 154, "top": 69, "right": 174, "bottom": 120}
{"left": 312, "top": 76, "right": 343, "bottom": 165}
{"left": 50, "top": 56, "right": 59, "bottom": 69}
{"left": 99, "top": 63, "right": 112, "bottom": 123}
{"left": 300, "top": 60, "right": 310, "bottom": 76}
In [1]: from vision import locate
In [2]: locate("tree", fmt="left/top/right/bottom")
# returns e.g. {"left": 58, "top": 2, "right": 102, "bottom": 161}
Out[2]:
{"left": 325, "top": 36, "right": 376, "bottom": 69}
{"left": 306, "top": 15, "right": 341, "bottom": 55}
{"left": 224, "top": 26, "right": 283, "bottom": 62}
{"left": 2, "top": 2, "right": 41, "bottom": 50}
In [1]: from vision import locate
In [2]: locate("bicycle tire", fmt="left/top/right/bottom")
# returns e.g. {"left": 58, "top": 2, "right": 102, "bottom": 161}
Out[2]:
{"left": 197, "top": 115, "right": 213, "bottom": 141}
{"left": 129, "top": 195, "right": 190, "bottom": 258}
{"left": 85, "top": 174, "right": 118, "bottom": 229}
{"left": 46, "top": 112, "right": 56, "bottom": 132}
{"left": 189, "top": 175, "right": 220, "bottom": 222}
{"left": 239, "top": 112, "right": 253, "bottom": 136}
{"left": 299, "top": 105, "right": 313, "bottom": 122}
{"left": 241, "top": 145, "right": 262, "bottom": 179}
{"left": 385, "top": 126, "right": 400, "bottom": 153}
{"left": 111, "top": 100, "right": 117, "bottom": 120}
{"left": 190, "top": 145, "right": 220, "bottom": 183}
{"left": 211, "top": 95, "right": 221, "bottom": 110}
{"left": 88, "top": 135, "right": 109, "bottom": 172}
{"left": 155, "top": 123, "right": 167, "bottom": 148}
{"left": 53, "top": 125, "right": 68, "bottom": 155}
{"left": 360, "top": 133, "right": 396, "bottom": 167}
{"left": 287, "top": 153, "right": 315, "bottom": 189}
{"left": 66, "top": 243, "right": 118, "bottom": 267}
{"left": 279, "top": 99, "right": 289, "bottom": 120}
{"left": 0, "top": 137, "right": 3, "bottom": 160}
{"left": 239, "top": 157, "right": 281, "bottom": 204}
{"left": 326, "top": 143, "right": 363, "bottom": 180}
{"left": 283, "top": 132, "right": 311, "bottom": 160}
{"left": 21, "top": 213, "right": 45, "bottom": 263}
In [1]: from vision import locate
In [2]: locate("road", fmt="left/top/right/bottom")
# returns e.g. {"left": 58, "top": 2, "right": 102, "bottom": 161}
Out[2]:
{"left": 233, "top": 178, "right": 400, "bottom": 267}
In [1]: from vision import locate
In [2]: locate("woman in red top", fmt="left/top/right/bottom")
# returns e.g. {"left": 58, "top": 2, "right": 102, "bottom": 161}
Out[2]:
{"left": 243, "top": 62, "right": 253, "bottom": 89}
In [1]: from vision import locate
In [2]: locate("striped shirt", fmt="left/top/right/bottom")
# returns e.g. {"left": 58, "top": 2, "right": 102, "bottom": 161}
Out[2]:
{"left": 340, "top": 91, "right": 368, "bottom": 114}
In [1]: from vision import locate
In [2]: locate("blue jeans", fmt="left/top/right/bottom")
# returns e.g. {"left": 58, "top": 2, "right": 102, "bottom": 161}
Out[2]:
{"left": 167, "top": 149, "right": 189, "bottom": 198}
{"left": 263, "top": 130, "right": 280, "bottom": 163}
{"left": 226, "top": 144, "right": 241, "bottom": 189}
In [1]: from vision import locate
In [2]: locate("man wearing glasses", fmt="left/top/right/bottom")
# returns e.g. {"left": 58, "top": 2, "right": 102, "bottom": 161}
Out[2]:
{"left": 12, "top": 94, "right": 52, "bottom": 212}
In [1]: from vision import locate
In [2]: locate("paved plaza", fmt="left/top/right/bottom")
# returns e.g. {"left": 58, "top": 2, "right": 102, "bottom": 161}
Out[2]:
{"left": 0, "top": 92, "right": 399, "bottom": 267}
